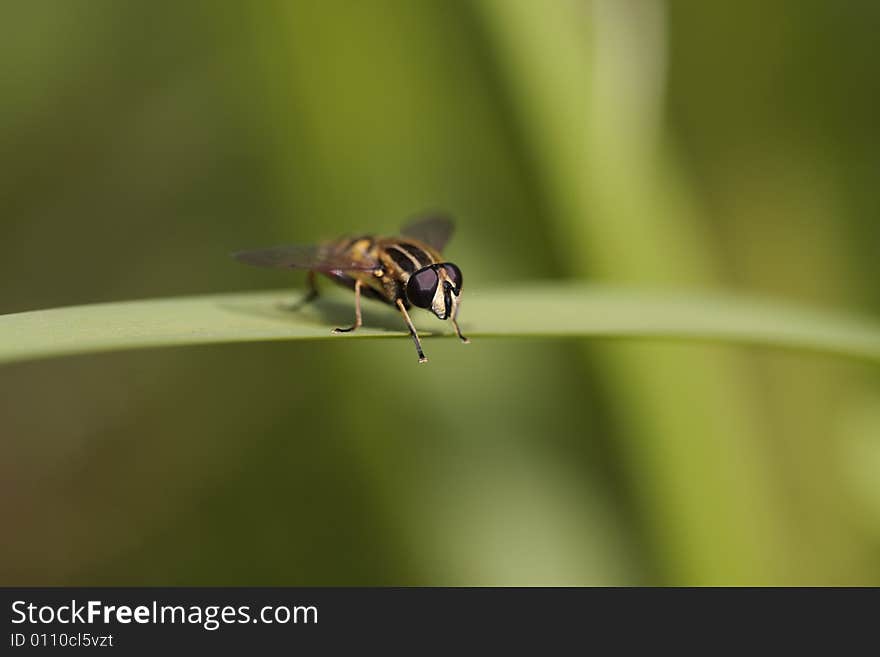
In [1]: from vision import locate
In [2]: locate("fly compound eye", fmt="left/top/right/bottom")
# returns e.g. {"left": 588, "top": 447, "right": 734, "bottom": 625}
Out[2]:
{"left": 406, "top": 266, "right": 439, "bottom": 308}
{"left": 443, "top": 263, "right": 462, "bottom": 292}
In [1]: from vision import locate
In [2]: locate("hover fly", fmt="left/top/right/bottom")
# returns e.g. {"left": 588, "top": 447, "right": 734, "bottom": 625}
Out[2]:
{"left": 233, "top": 214, "right": 469, "bottom": 363}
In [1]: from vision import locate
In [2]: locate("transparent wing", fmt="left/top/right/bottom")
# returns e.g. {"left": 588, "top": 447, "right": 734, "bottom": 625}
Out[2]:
{"left": 399, "top": 213, "right": 455, "bottom": 252}
{"left": 232, "top": 244, "right": 379, "bottom": 272}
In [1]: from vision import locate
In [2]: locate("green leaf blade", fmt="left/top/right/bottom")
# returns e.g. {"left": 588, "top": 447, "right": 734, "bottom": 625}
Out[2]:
{"left": 2, "top": 284, "right": 880, "bottom": 366}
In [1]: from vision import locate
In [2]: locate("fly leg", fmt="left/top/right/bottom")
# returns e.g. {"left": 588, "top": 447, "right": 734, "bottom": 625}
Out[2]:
{"left": 396, "top": 298, "right": 428, "bottom": 363}
{"left": 451, "top": 304, "right": 470, "bottom": 344}
{"left": 332, "top": 279, "right": 363, "bottom": 334}
{"left": 281, "top": 270, "right": 319, "bottom": 311}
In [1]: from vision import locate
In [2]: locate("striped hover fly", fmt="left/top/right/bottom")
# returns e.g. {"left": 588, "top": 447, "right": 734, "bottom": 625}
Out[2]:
{"left": 233, "top": 214, "right": 469, "bottom": 363}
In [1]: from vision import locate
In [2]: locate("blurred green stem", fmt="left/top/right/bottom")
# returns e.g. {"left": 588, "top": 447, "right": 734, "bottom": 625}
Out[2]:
{"left": 477, "top": 0, "right": 797, "bottom": 583}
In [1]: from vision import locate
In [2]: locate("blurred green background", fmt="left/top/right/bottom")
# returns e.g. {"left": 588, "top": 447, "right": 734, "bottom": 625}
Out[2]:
{"left": 3, "top": 0, "right": 880, "bottom": 585}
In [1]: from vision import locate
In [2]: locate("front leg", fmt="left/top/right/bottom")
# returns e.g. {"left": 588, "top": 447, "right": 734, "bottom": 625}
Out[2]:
{"left": 396, "top": 298, "right": 428, "bottom": 363}
{"left": 332, "top": 279, "right": 363, "bottom": 333}
{"left": 451, "top": 303, "right": 470, "bottom": 344}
